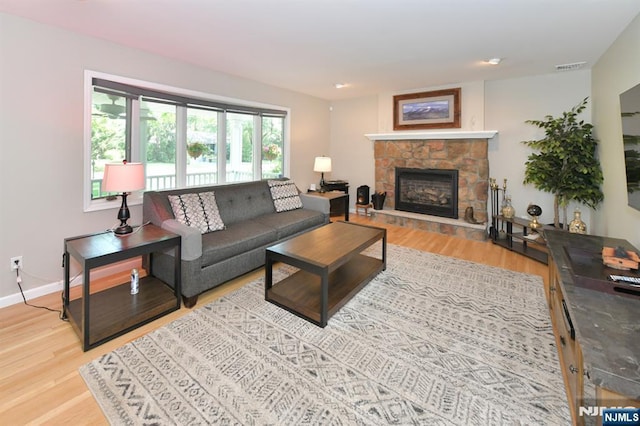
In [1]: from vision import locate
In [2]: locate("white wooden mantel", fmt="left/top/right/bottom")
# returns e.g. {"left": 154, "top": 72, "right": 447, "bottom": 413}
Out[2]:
{"left": 364, "top": 130, "right": 498, "bottom": 141}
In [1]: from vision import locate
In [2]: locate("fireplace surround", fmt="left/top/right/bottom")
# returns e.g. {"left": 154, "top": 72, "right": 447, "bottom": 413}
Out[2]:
{"left": 368, "top": 131, "right": 496, "bottom": 241}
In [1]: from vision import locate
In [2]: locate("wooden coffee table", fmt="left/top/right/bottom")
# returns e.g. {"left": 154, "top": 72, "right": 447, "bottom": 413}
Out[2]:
{"left": 265, "top": 221, "right": 386, "bottom": 327}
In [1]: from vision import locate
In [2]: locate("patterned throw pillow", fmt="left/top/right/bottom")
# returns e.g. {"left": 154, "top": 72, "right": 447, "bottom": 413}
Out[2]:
{"left": 167, "top": 191, "right": 225, "bottom": 234}
{"left": 268, "top": 179, "right": 303, "bottom": 212}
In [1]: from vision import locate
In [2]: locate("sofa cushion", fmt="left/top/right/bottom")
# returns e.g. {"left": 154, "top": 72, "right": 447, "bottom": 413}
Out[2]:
{"left": 214, "top": 181, "right": 276, "bottom": 226}
{"left": 200, "top": 220, "right": 277, "bottom": 266}
{"left": 168, "top": 191, "right": 225, "bottom": 234}
{"left": 254, "top": 209, "right": 326, "bottom": 240}
{"left": 268, "top": 179, "right": 303, "bottom": 212}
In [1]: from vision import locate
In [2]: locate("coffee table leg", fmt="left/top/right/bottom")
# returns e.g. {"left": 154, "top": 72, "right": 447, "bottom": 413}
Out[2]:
{"left": 320, "top": 269, "right": 328, "bottom": 327}
{"left": 382, "top": 232, "right": 387, "bottom": 271}
{"left": 265, "top": 252, "right": 273, "bottom": 299}
{"left": 344, "top": 195, "right": 349, "bottom": 222}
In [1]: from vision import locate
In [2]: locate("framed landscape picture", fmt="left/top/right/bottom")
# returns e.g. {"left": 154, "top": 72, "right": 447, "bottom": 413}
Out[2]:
{"left": 393, "top": 88, "right": 461, "bottom": 130}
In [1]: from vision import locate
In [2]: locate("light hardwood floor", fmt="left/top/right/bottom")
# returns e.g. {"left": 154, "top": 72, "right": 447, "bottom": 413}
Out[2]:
{"left": 0, "top": 215, "right": 548, "bottom": 425}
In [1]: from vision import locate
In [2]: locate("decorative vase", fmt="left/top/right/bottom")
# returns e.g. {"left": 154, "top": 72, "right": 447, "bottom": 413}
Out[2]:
{"left": 501, "top": 196, "right": 515, "bottom": 219}
{"left": 569, "top": 209, "right": 587, "bottom": 234}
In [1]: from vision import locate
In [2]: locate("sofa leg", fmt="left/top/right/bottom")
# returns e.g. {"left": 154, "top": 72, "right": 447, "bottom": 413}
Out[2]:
{"left": 183, "top": 295, "right": 198, "bottom": 308}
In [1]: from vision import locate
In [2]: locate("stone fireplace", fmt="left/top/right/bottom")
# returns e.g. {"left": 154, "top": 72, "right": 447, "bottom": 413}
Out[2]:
{"left": 367, "top": 131, "right": 496, "bottom": 241}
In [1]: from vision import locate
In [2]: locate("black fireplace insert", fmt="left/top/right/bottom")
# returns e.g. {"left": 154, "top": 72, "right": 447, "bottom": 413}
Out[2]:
{"left": 395, "top": 167, "right": 458, "bottom": 218}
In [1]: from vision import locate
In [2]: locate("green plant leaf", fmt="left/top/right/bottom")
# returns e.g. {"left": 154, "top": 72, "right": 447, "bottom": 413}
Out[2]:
{"left": 521, "top": 97, "right": 603, "bottom": 225}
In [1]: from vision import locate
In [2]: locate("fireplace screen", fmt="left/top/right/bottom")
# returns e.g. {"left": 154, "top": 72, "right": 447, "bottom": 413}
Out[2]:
{"left": 395, "top": 168, "right": 458, "bottom": 218}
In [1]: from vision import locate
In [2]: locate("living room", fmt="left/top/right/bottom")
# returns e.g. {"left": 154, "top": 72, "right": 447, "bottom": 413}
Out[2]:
{"left": 2, "top": 5, "right": 640, "bottom": 307}
{"left": 1, "top": 1, "right": 640, "bottom": 424}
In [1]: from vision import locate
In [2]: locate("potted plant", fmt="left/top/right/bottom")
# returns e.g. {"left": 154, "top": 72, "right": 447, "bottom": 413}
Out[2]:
{"left": 262, "top": 143, "right": 281, "bottom": 161}
{"left": 522, "top": 98, "right": 604, "bottom": 228}
{"left": 187, "top": 142, "right": 209, "bottom": 160}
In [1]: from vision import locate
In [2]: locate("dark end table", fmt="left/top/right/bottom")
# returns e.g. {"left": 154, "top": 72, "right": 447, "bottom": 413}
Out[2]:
{"left": 306, "top": 191, "right": 350, "bottom": 221}
{"left": 63, "top": 225, "right": 181, "bottom": 351}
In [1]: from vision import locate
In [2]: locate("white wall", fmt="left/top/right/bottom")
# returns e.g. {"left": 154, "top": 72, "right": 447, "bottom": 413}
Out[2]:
{"left": 3, "top": 11, "right": 639, "bottom": 306}
{"left": 591, "top": 12, "right": 640, "bottom": 247}
{"left": 376, "top": 81, "right": 486, "bottom": 132}
{"left": 328, "top": 95, "right": 379, "bottom": 205}
{"left": 485, "top": 71, "right": 592, "bottom": 227}
{"left": 0, "top": 13, "right": 330, "bottom": 303}
{"left": 329, "top": 82, "right": 487, "bottom": 208}
{"left": 330, "top": 72, "right": 593, "bottom": 228}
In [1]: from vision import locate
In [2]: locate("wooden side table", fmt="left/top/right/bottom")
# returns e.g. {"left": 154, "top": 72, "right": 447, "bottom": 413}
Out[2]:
{"left": 63, "top": 225, "right": 181, "bottom": 351}
{"left": 306, "top": 191, "right": 349, "bottom": 221}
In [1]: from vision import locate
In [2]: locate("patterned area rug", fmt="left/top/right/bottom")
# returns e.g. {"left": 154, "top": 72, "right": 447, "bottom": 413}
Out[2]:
{"left": 80, "top": 244, "right": 570, "bottom": 425}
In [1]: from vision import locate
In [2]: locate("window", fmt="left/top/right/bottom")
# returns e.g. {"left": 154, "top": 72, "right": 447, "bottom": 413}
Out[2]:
{"left": 90, "top": 91, "right": 128, "bottom": 199}
{"left": 85, "top": 71, "right": 288, "bottom": 211}
{"left": 226, "top": 112, "right": 255, "bottom": 183}
{"left": 262, "top": 115, "right": 284, "bottom": 179}
{"left": 186, "top": 107, "right": 218, "bottom": 187}
{"left": 144, "top": 100, "right": 177, "bottom": 189}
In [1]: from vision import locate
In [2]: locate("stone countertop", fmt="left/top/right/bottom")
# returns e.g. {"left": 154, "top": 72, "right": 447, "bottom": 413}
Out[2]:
{"left": 545, "top": 230, "right": 640, "bottom": 400}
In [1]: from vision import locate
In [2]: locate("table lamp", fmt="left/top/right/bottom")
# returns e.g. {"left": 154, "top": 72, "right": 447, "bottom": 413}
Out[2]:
{"left": 102, "top": 161, "right": 145, "bottom": 234}
{"left": 313, "top": 156, "right": 332, "bottom": 192}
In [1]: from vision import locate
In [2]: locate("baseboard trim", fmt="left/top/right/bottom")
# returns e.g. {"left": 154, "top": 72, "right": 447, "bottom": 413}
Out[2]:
{"left": 0, "top": 258, "right": 141, "bottom": 309}
{"left": 0, "top": 280, "right": 67, "bottom": 309}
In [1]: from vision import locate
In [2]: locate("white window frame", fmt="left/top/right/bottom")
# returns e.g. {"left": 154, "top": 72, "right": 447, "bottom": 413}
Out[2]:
{"left": 83, "top": 70, "right": 290, "bottom": 212}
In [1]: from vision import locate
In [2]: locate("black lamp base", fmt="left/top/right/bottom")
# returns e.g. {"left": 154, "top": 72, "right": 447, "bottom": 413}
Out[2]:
{"left": 113, "top": 224, "right": 133, "bottom": 235}
{"left": 114, "top": 192, "right": 133, "bottom": 235}
{"left": 319, "top": 172, "right": 326, "bottom": 193}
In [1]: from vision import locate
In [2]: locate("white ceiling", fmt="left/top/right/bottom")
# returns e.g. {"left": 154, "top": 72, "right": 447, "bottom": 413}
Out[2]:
{"left": 2, "top": 0, "right": 640, "bottom": 100}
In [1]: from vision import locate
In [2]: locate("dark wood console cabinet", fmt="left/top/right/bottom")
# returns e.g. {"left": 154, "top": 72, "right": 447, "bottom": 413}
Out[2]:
{"left": 545, "top": 231, "right": 640, "bottom": 425}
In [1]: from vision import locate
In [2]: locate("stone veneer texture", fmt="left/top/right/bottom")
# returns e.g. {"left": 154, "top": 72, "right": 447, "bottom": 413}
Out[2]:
{"left": 373, "top": 139, "right": 489, "bottom": 240}
{"left": 371, "top": 212, "right": 487, "bottom": 241}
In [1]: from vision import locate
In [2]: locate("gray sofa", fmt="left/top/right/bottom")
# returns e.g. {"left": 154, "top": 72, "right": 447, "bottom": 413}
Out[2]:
{"left": 143, "top": 180, "right": 330, "bottom": 307}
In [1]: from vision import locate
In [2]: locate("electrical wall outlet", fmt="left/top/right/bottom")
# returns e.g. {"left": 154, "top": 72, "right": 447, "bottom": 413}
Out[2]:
{"left": 10, "top": 256, "right": 23, "bottom": 271}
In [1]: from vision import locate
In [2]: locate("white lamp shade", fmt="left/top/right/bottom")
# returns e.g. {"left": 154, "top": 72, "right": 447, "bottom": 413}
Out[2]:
{"left": 313, "top": 156, "right": 332, "bottom": 173}
{"left": 101, "top": 162, "right": 146, "bottom": 193}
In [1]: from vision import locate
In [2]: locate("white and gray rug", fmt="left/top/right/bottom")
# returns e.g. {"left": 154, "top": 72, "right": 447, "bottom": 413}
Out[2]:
{"left": 80, "top": 244, "right": 570, "bottom": 425}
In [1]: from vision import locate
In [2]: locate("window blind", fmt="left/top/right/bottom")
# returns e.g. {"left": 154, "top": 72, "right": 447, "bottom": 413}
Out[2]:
{"left": 92, "top": 78, "right": 287, "bottom": 117}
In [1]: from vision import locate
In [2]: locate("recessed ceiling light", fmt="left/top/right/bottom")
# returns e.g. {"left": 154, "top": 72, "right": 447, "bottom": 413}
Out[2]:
{"left": 334, "top": 83, "right": 347, "bottom": 89}
{"left": 486, "top": 58, "right": 502, "bottom": 65}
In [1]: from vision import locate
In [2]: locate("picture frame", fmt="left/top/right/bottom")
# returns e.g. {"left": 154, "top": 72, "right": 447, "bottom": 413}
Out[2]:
{"left": 393, "top": 88, "right": 461, "bottom": 130}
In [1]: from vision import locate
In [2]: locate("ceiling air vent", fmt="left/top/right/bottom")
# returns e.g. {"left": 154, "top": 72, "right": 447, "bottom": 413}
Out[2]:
{"left": 555, "top": 61, "right": 587, "bottom": 72}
